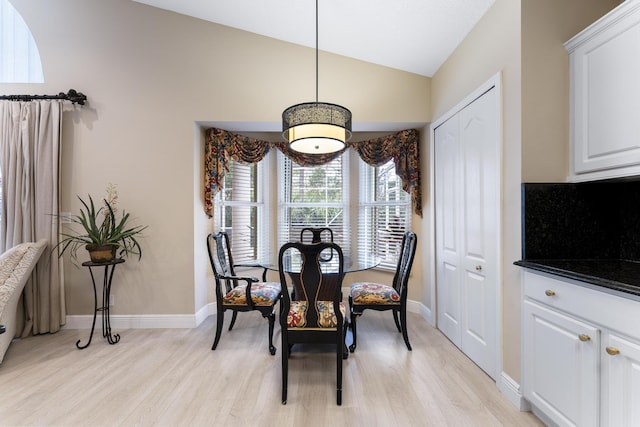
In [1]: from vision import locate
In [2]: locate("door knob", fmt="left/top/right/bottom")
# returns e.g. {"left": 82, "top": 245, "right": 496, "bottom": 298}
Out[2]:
{"left": 475, "top": 265, "right": 482, "bottom": 272}
{"left": 545, "top": 290, "right": 556, "bottom": 297}
{"left": 578, "top": 334, "right": 591, "bottom": 342}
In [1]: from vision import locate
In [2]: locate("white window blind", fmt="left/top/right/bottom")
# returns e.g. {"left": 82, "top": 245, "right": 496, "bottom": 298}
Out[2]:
{"left": 278, "top": 152, "right": 350, "bottom": 254}
{"left": 214, "top": 157, "right": 268, "bottom": 264}
{"left": 358, "top": 159, "right": 411, "bottom": 270}
{"left": 0, "top": 0, "right": 43, "bottom": 83}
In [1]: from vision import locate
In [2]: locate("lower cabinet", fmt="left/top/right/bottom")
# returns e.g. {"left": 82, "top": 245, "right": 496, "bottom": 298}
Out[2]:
{"left": 522, "top": 271, "right": 640, "bottom": 427}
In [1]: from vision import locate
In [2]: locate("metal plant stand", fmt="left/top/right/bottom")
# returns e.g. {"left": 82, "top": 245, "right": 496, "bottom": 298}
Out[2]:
{"left": 77, "top": 258, "right": 125, "bottom": 349}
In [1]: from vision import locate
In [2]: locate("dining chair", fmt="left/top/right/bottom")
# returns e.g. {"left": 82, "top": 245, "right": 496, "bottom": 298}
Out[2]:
{"left": 348, "top": 231, "right": 417, "bottom": 352}
{"left": 300, "top": 227, "right": 333, "bottom": 244}
{"left": 278, "top": 241, "right": 347, "bottom": 405}
{"left": 207, "top": 232, "right": 282, "bottom": 355}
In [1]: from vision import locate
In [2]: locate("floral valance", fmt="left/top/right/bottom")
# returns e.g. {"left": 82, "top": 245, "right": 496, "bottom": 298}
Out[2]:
{"left": 204, "top": 127, "right": 422, "bottom": 217}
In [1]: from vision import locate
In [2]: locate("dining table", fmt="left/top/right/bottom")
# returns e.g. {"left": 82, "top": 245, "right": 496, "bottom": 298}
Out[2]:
{"left": 237, "top": 246, "right": 380, "bottom": 301}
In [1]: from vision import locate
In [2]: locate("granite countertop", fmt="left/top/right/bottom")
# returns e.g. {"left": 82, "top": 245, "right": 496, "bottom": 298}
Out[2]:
{"left": 514, "top": 259, "right": 640, "bottom": 297}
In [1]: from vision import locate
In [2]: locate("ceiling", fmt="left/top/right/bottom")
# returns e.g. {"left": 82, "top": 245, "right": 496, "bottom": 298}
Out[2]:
{"left": 131, "top": 0, "right": 495, "bottom": 77}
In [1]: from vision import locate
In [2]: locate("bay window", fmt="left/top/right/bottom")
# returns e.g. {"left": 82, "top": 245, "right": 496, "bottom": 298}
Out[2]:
{"left": 358, "top": 159, "right": 411, "bottom": 269}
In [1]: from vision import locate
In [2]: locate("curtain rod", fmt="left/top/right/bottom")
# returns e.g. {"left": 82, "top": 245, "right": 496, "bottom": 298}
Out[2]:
{"left": 0, "top": 89, "right": 87, "bottom": 105}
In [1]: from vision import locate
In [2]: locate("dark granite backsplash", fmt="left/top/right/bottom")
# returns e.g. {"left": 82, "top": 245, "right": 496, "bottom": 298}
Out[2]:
{"left": 522, "top": 180, "right": 640, "bottom": 260}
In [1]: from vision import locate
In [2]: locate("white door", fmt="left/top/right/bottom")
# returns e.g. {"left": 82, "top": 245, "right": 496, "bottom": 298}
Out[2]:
{"left": 435, "top": 86, "right": 499, "bottom": 378}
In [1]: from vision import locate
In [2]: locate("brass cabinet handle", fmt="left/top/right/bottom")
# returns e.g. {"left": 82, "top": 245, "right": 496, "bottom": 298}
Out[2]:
{"left": 475, "top": 265, "right": 482, "bottom": 272}
{"left": 545, "top": 290, "right": 556, "bottom": 297}
{"left": 606, "top": 347, "right": 620, "bottom": 356}
{"left": 578, "top": 334, "right": 591, "bottom": 342}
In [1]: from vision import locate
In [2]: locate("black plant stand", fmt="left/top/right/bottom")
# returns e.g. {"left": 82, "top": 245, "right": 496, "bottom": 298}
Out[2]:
{"left": 77, "top": 258, "right": 125, "bottom": 349}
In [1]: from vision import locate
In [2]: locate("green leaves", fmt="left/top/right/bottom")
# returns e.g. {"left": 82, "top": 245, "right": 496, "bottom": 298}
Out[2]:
{"left": 54, "top": 194, "right": 147, "bottom": 263}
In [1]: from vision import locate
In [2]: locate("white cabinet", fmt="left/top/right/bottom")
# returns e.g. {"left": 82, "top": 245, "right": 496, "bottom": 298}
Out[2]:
{"left": 601, "top": 332, "right": 640, "bottom": 426}
{"left": 522, "top": 270, "right": 640, "bottom": 427}
{"left": 565, "top": 0, "right": 640, "bottom": 181}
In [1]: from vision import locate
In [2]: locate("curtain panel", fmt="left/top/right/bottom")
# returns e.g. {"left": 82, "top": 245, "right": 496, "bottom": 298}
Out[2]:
{"left": 204, "top": 127, "right": 422, "bottom": 218}
{"left": 0, "top": 100, "right": 65, "bottom": 336}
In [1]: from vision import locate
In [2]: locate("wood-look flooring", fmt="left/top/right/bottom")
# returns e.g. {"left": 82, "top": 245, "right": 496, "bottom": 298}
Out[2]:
{"left": 0, "top": 311, "right": 544, "bottom": 426}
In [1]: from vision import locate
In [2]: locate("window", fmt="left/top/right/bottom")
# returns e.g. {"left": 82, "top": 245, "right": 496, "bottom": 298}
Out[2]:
{"left": 359, "top": 159, "right": 411, "bottom": 269}
{"left": 0, "top": 0, "right": 44, "bottom": 83}
{"left": 214, "top": 158, "right": 268, "bottom": 264}
{"left": 278, "top": 152, "right": 350, "bottom": 254}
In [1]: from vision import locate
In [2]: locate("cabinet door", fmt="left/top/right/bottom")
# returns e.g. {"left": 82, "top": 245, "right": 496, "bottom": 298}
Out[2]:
{"left": 601, "top": 333, "right": 640, "bottom": 427}
{"left": 568, "top": 1, "right": 640, "bottom": 179}
{"left": 523, "top": 300, "right": 599, "bottom": 427}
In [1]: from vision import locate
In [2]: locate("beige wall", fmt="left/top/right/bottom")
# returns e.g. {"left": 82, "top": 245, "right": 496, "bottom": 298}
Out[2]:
{"left": 4, "top": 0, "right": 430, "bottom": 316}
{"left": 431, "top": 0, "right": 618, "bottom": 383}
{"left": 521, "top": 0, "right": 621, "bottom": 182}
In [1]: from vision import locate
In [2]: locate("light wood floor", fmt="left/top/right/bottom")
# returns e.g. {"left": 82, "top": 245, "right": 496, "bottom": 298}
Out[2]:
{"left": 0, "top": 311, "right": 544, "bottom": 427}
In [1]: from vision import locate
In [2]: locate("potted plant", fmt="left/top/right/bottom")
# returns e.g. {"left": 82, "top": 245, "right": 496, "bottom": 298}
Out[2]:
{"left": 55, "top": 184, "right": 147, "bottom": 264}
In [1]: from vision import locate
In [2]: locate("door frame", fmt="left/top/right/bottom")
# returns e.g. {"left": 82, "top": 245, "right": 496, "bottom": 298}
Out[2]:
{"left": 428, "top": 71, "right": 503, "bottom": 379}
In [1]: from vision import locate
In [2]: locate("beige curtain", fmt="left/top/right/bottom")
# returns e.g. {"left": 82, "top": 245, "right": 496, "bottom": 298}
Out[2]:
{"left": 0, "top": 100, "right": 65, "bottom": 336}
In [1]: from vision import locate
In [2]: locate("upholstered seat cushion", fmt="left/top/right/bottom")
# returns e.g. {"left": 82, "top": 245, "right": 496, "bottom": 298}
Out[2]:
{"left": 287, "top": 301, "right": 346, "bottom": 328}
{"left": 350, "top": 282, "right": 401, "bottom": 305}
{"left": 222, "top": 282, "right": 281, "bottom": 306}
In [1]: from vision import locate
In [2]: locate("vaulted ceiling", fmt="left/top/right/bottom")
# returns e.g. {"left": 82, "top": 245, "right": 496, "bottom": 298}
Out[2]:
{"left": 131, "top": 0, "right": 495, "bottom": 77}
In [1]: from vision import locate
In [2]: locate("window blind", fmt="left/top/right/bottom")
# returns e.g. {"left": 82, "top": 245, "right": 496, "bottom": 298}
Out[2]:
{"left": 215, "top": 158, "right": 268, "bottom": 263}
{"left": 278, "top": 152, "right": 350, "bottom": 255}
{"left": 358, "top": 159, "right": 411, "bottom": 270}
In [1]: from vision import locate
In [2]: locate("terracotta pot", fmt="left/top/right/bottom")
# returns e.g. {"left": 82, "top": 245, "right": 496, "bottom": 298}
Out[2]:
{"left": 86, "top": 244, "right": 117, "bottom": 263}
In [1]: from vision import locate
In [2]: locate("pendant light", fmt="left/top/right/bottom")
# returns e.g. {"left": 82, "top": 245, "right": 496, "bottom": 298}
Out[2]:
{"left": 282, "top": 0, "right": 352, "bottom": 154}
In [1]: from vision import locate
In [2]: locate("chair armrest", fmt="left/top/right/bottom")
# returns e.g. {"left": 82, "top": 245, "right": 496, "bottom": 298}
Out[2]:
{"left": 217, "top": 274, "right": 260, "bottom": 284}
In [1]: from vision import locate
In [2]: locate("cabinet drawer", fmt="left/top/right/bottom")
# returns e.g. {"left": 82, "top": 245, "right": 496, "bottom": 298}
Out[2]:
{"left": 523, "top": 270, "right": 640, "bottom": 340}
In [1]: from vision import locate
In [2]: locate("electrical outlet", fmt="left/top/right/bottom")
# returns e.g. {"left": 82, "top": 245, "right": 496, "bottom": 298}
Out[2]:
{"left": 109, "top": 294, "right": 114, "bottom": 306}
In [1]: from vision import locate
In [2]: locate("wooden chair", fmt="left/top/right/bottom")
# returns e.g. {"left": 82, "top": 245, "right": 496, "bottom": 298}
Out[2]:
{"left": 278, "top": 241, "right": 347, "bottom": 405}
{"left": 207, "top": 232, "right": 281, "bottom": 355}
{"left": 300, "top": 227, "right": 333, "bottom": 244}
{"left": 348, "top": 231, "right": 417, "bottom": 352}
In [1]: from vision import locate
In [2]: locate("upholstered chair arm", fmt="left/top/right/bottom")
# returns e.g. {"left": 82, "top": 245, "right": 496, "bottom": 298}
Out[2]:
{"left": 218, "top": 274, "right": 260, "bottom": 309}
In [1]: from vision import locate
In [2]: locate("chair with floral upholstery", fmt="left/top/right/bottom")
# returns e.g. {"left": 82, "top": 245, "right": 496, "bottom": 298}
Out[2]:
{"left": 348, "top": 231, "right": 417, "bottom": 352}
{"left": 207, "top": 232, "right": 281, "bottom": 355}
{"left": 278, "top": 241, "right": 347, "bottom": 405}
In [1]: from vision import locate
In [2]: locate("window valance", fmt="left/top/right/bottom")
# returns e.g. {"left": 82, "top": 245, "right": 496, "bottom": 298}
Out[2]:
{"left": 204, "top": 127, "right": 422, "bottom": 218}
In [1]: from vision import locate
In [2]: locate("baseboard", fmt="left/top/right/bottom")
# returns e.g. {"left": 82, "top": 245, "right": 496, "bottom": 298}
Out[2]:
{"left": 64, "top": 303, "right": 217, "bottom": 330}
{"left": 64, "top": 300, "right": 431, "bottom": 330}
{"left": 497, "top": 371, "right": 531, "bottom": 411}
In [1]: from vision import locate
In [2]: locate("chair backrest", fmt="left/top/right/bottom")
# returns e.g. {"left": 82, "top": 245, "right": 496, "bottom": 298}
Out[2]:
{"left": 278, "top": 241, "right": 344, "bottom": 328}
{"left": 300, "top": 227, "right": 334, "bottom": 244}
{"left": 207, "top": 232, "right": 237, "bottom": 297}
{"left": 392, "top": 231, "right": 417, "bottom": 299}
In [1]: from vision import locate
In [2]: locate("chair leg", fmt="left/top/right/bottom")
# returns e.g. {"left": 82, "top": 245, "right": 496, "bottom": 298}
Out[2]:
{"left": 228, "top": 311, "right": 238, "bottom": 331}
{"left": 349, "top": 313, "right": 358, "bottom": 352}
{"left": 211, "top": 308, "right": 224, "bottom": 350}
{"left": 392, "top": 310, "right": 402, "bottom": 333}
{"left": 267, "top": 312, "right": 276, "bottom": 355}
{"left": 281, "top": 331, "right": 288, "bottom": 405}
{"left": 400, "top": 306, "right": 412, "bottom": 351}
{"left": 337, "top": 328, "right": 343, "bottom": 406}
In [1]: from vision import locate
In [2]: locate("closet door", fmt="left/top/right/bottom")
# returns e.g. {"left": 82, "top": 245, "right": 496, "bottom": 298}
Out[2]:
{"left": 435, "top": 86, "right": 499, "bottom": 379}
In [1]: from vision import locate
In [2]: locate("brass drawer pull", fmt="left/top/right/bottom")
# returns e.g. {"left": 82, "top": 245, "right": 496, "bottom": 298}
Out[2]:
{"left": 606, "top": 347, "right": 620, "bottom": 356}
{"left": 545, "top": 290, "right": 556, "bottom": 297}
{"left": 578, "top": 334, "right": 591, "bottom": 342}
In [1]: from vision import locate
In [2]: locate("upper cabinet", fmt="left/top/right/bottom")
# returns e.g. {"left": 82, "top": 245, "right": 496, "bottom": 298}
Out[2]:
{"left": 566, "top": 0, "right": 640, "bottom": 182}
